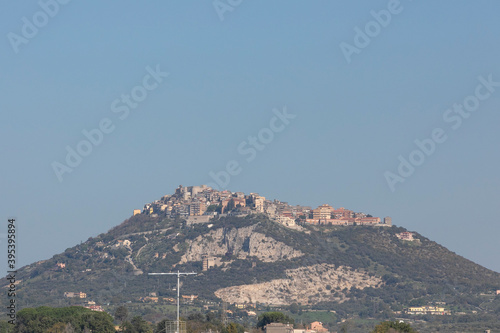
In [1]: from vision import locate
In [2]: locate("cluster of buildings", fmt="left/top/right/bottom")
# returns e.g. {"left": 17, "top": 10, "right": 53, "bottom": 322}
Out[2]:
{"left": 265, "top": 321, "right": 330, "bottom": 333}
{"left": 83, "top": 301, "right": 104, "bottom": 312}
{"left": 218, "top": 301, "right": 258, "bottom": 317}
{"left": 63, "top": 292, "right": 105, "bottom": 312}
{"left": 305, "top": 204, "right": 389, "bottom": 226}
{"left": 64, "top": 291, "right": 87, "bottom": 299}
{"left": 139, "top": 185, "right": 267, "bottom": 223}
{"left": 139, "top": 293, "right": 198, "bottom": 304}
{"left": 404, "top": 305, "right": 451, "bottom": 315}
{"left": 137, "top": 185, "right": 391, "bottom": 229}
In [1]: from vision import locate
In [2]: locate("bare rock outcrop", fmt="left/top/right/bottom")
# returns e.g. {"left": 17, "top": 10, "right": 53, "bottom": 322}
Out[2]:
{"left": 179, "top": 225, "right": 303, "bottom": 264}
{"left": 214, "top": 263, "right": 383, "bottom": 305}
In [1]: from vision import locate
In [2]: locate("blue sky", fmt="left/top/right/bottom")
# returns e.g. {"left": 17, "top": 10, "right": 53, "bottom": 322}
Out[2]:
{"left": 1, "top": 1, "right": 500, "bottom": 275}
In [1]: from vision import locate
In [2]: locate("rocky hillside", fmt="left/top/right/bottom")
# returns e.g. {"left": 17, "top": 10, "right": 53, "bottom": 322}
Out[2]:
{"left": 214, "top": 263, "right": 383, "bottom": 304}
{"left": 179, "top": 224, "right": 303, "bottom": 264}
{"left": 4, "top": 212, "right": 500, "bottom": 321}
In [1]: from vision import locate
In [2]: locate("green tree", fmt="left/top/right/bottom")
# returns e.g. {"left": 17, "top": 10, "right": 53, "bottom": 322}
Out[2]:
{"left": 121, "top": 320, "right": 136, "bottom": 333}
{"left": 289, "top": 303, "right": 300, "bottom": 314}
{"left": 206, "top": 205, "right": 218, "bottom": 212}
{"left": 339, "top": 320, "right": 353, "bottom": 333}
{"left": 15, "top": 306, "right": 115, "bottom": 333}
{"left": 131, "top": 316, "right": 153, "bottom": 333}
{"left": 47, "top": 322, "right": 75, "bottom": 333}
{"left": 0, "top": 320, "right": 14, "bottom": 333}
{"left": 187, "top": 313, "right": 205, "bottom": 322}
{"left": 115, "top": 305, "right": 129, "bottom": 324}
{"left": 226, "top": 322, "right": 239, "bottom": 333}
{"left": 226, "top": 199, "right": 235, "bottom": 211}
{"left": 80, "top": 311, "right": 116, "bottom": 333}
{"left": 223, "top": 322, "right": 245, "bottom": 333}
{"left": 257, "top": 312, "right": 294, "bottom": 329}
{"left": 371, "top": 320, "right": 418, "bottom": 333}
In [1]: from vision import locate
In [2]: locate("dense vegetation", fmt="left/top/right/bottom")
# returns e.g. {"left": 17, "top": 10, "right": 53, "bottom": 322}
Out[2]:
{"left": 0, "top": 307, "right": 252, "bottom": 333}
{"left": 12, "top": 306, "right": 115, "bottom": 332}
{"left": 370, "top": 320, "right": 417, "bottom": 333}
{"left": 1, "top": 306, "right": 500, "bottom": 333}
{"left": 256, "top": 312, "right": 294, "bottom": 328}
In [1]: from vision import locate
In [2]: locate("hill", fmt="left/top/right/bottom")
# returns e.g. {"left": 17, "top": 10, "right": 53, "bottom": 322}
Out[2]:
{"left": 3, "top": 186, "right": 500, "bottom": 329}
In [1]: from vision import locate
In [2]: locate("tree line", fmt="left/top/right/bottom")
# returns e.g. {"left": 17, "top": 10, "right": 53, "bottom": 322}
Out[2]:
{"left": 0, "top": 306, "right": 420, "bottom": 333}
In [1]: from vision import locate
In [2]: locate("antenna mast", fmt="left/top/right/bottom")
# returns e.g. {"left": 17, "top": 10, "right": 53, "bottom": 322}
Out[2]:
{"left": 149, "top": 271, "right": 197, "bottom": 333}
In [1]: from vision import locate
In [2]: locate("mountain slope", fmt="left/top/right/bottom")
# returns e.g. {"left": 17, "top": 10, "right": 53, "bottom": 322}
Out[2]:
{"left": 5, "top": 213, "right": 500, "bottom": 321}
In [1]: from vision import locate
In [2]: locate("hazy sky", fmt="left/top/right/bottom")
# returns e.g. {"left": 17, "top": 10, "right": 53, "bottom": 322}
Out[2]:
{"left": 1, "top": 1, "right": 500, "bottom": 275}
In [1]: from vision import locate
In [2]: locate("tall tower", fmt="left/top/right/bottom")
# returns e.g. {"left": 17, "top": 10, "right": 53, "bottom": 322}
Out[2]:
{"left": 384, "top": 216, "right": 392, "bottom": 226}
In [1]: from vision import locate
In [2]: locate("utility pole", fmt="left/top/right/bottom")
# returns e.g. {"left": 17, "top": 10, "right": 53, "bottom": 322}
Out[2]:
{"left": 149, "top": 271, "right": 197, "bottom": 333}
{"left": 222, "top": 301, "right": 227, "bottom": 326}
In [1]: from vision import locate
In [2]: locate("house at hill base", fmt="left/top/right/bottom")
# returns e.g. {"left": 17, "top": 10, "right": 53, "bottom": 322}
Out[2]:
{"left": 265, "top": 323, "right": 294, "bottom": 333}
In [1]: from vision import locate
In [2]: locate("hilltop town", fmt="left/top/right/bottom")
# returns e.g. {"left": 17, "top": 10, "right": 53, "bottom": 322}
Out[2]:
{"left": 8, "top": 184, "right": 500, "bottom": 333}
{"left": 138, "top": 185, "right": 392, "bottom": 229}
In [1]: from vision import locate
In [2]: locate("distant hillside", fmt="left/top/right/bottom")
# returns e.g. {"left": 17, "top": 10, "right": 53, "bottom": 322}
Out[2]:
{"left": 5, "top": 211, "right": 500, "bottom": 323}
